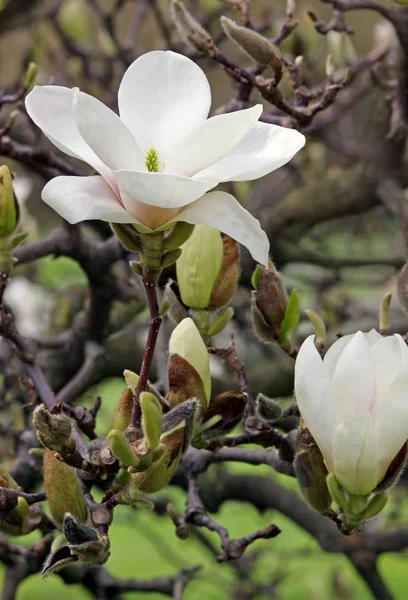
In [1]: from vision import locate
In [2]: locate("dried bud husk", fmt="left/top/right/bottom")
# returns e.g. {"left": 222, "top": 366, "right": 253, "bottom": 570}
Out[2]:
{"left": 43, "top": 448, "right": 87, "bottom": 528}
{"left": 167, "top": 354, "right": 207, "bottom": 414}
{"left": 33, "top": 405, "right": 73, "bottom": 453}
{"left": 163, "top": 281, "right": 189, "bottom": 324}
{"left": 107, "top": 429, "right": 140, "bottom": 468}
{"left": 202, "top": 390, "right": 246, "bottom": 434}
{"left": 0, "top": 165, "right": 18, "bottom": 238}
{"left": 131, "top": 426, "right": 185, "bottom": 493}
{"left": 397, "top": 261, "right": 408, "bottom": 315}
{"left": 294, "top": 428, "right": 332, "bottom": 515}
{"left": 169, "top": 318, "right": 211, "bottom": 401}
{"left": 376, "top": 441, "right": 408, "bottom": 492}
{"left": 42, "top": 514, "right": 110, "bottom": 578}
{"left": 209, "top": 237, "right": 240, "bottom": 309}
{"left": 140, "top": 391, "right": 163, "bottom": 452}
{"left": 112, "top": 386, "right": 134, "bottom": 431}
{"left": 220, "top": 16, "right": 282, "bottom": 77}
{"left": 171, "top": 0, "right": 217, "bottom": 54}
{"left": 256, "top": 394, "right": 282, "bottom": 422}
{"left": 176, "top": 225, "right": 224, "bottom": 309}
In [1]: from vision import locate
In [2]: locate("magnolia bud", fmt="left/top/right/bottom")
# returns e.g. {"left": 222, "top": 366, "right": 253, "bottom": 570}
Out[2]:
{"left": 131, "top": 427, "right": 185, "bottom": 493}
{"left": 220, "top": 16, "right": 282, "bottom": 77}
{"left": 167, "top": 354, "right": 207, "bottom": 413}
{"left": 294, "top": 429, "right": 332, "bottom": 515}
{"left": 207, "top": 307, "right": 234, "bottom": 338}
{"left": 43, "top": 449, "right": 87, "bottom": 528}
{"left": 24, "top": 62, "right": 38, "bottom": 91}
{"left": 0, "top": 166, "right": 18, "bottom": 238}
{"left": 177, "top": 225, "right": 224, "bottom": 309}
{"left": 163, "top": 222, "right": 195, "bottom": 251}
{"left": 140, "top": 391, "right": 163, "bottom": 452}
{"left": 304, "top": 309, "right": 326, "bottom": 345}
{"left": 171, "top": 0, "right": 217, "bottom": 54}
{"left": 379, "top": 292, "right": 392, "bottom": 333}
{"left": 256, "top": 394, "right": 282, "bottom": 422}
{"left": 209, "top": 237, "right": 240, "bottom": 309}
{"left": 112, "top": 386, "right": 133, "bottom": 431}
{"left": 202, "top": 391, "right": 246, "bottom": 435}
{"left": 169, "top": 318, "right": 211, "bottom": 401}
{"left": 33, "top": 405, "right": 73, "bottom": 453}
{"left": 107, "top": 429, "right": 140, "bottom": 468}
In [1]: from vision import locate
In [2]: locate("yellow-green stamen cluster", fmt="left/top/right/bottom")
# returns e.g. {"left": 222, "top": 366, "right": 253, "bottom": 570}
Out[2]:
{"left": 145, "top": 148, "right": 160, "bottom": 173}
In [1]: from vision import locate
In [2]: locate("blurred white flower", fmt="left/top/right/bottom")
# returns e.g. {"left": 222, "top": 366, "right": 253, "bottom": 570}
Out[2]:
{"left": 25, "top": 50, "right": 305, "bottom": 265}
{"left": 4, "top": 276, "right": 53, "bottom": 338}
{"left": 295, "top": 330, "right": 408, "bottom": 495}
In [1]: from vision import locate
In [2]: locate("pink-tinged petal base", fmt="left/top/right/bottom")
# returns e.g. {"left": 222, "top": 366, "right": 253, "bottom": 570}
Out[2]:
{"left": 42, "top": 176, "right": 135, "bottom": 224}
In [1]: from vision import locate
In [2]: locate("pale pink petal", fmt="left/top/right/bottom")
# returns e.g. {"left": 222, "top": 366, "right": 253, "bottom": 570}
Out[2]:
{"left": 73, "top": 90, "right": 145, "bottom": 171}
{"left": 118, "top": 51, "right": 211, "bottom": 159}
{"left": 333, "top": 412, "right": 378, "bottom": 495}
{"left": 25, "top": 86, "right": 110, "bottom": 180}
{"left": 295, "top": 335, "right": 335, "bottom": 468}
{"left": 194, "top": 122, "right": 305, "bottom": 182}
{"left": 42, "top": 176, "right": 134, "bottom": 224}
{"left": 332, "top": 331, "right": 377, "bottom": 423}
{"left": 165, "top": 191, "right": 269, "bottom": 265}
{"left": 165, "top": 105, "right": 262, "bottom": 177}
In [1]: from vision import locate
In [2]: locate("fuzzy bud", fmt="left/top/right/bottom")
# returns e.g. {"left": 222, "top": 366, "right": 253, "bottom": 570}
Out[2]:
{"left": 220, "top": 16, "right": 282, "bottom": 77}
{"left": 43, "top": 449, "right": 87, "bottom": 528}
{"left": 169, "top": 318, "right": 211, "bottom": 401}
{"left": 140, "top": 391, "right": 163, "bottom": 452}
{"left": 112, "top": 386, "right": 134, "bottom": 431}
{"left": 171, "top": 1, "right": 217, "bottom": 54}
{"left": 33, "top": 405, "right": 73, "bottom": 453}
{"left": 177, "top": 225, "right": 224, "bottom": 309}
{"left": 294, "top": 429, "right": 332, "bottom": 515}
{"left": 251, "top": 265, "right": 287, "bottom": 342}
{"left": 0, "top": 166, "right": 18, "bottom": 238}
{"left": 256, "top": 394, "right": 282, "bottom": 422}
{"left": 209, "top": 237, "right": 240, "bottom": 309}
{"left": 397, "top": 262, "right": 408, "bottom": 314}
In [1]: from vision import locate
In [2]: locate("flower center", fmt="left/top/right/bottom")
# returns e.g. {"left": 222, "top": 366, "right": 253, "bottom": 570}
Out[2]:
{"left": 145, "top": 148, "right": 160, "bottom": 173}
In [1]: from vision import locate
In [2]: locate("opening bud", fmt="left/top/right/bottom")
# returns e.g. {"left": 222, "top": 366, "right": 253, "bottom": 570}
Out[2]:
{"left": 169, "top": 318, "right": 211, "bottom": 401}
{"left": 209, "top": 237, "right": 240, "bottom": 309}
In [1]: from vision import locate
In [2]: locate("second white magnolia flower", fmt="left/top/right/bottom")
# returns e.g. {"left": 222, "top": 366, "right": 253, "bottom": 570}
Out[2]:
{"left": 295, "top": 330, "right": 408, "bottom": 496}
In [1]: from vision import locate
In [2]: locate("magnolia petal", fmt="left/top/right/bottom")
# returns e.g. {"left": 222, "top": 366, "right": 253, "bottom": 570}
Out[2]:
{"left": 114, "top": 170, "right": 216, "bottom": 213}
{"left": 375, "top": 364, "right": 408, "bottom": 482}
{"left": 333, "top": 411, "right": 377, "bottom": 495}
{"left": 73, "top": 90, "right": 145, "bottom": 171}
{"left": 166, "top": 191, "right": 269, "bottom": 266}
{"left": 194, "top": 122, "right": 305, "bottom": 182}
{"left": 166, "top": 105, "right": 263, "bottom": 177}
{"left": 25, "top": 86, "right": 109, "bottom": 178}
{"left": 323, "top": 329, "right": 382, "bottom": 378}
{"left": 332, "top": 331, "right": 376, "bottom": 423}
{"left": 370, "top": 335, "right": 407, "bottom": 402}
{"left": 42, "top": 176, "right": 135, "bottom": 224}
{"left": 118, "top": 50, "right": 211, "bottom": 159}
{"left": 295, "top": 335, "right": 335, "bottom": 468}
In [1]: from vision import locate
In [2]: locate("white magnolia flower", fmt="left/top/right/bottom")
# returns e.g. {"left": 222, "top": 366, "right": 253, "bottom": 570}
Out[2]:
{"left": 25, "top": 50, "right": 305, "bottom": 265}
{"left": 295, "top": 330, "right": 408, "bottom": 495}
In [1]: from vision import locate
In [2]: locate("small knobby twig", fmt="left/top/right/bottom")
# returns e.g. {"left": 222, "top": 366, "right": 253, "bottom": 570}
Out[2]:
{"left": 131, "top": 268, "right": 162, "bottom": 427}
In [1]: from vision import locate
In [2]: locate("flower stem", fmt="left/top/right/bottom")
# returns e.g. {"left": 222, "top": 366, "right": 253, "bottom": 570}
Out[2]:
{"left": 131, "top": 267, "right": 162, "bottom": 428}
